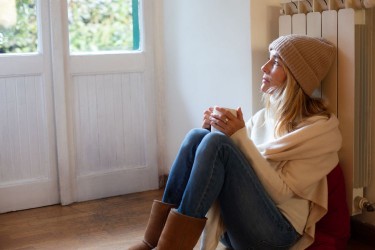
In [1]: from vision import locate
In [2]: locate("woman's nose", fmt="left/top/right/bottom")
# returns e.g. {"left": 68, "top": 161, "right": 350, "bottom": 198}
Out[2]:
{"left": 261, "top": 62, "right": 269, "bottom": 73}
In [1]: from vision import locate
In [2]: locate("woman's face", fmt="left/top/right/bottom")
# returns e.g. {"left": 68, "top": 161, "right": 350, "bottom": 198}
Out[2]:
{"left": 260, "top": 51, "right": 287, "bottom": 94}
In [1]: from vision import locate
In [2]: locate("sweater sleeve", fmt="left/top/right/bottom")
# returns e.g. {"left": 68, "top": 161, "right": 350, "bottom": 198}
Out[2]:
{"left": 230, "top": 127, "right": 295, "bottom": 204}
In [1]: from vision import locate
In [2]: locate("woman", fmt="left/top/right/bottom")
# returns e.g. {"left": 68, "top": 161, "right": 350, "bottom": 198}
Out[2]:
{"left": 129, "top": 35, "right": 341, "bottom": 250}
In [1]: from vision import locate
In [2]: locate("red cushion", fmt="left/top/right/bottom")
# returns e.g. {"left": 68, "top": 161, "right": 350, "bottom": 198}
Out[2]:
{"left": 307, "top": 164, "right": 350, "bottom": 250}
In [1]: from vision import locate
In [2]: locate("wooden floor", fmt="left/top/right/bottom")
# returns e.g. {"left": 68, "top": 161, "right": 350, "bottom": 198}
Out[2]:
{"left": 0, "top": 189, "right": 373, "bottom": 250}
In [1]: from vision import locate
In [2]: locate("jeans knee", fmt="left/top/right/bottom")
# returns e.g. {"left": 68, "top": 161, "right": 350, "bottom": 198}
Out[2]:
{"left": 182, "top": 128, "right": 210, "bottom": 147}
{"left": 203, "top": 131, "right": 232, "bottom": 146}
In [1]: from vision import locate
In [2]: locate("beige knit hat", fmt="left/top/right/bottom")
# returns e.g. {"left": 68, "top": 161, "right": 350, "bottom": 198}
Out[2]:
{"left": 269, "top": 35, "right": 336, "bottom": 96}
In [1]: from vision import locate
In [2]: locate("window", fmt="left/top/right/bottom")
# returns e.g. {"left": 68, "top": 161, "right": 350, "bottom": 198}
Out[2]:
{"left": 67, "top": 0, "right": 140, "bottom": 53}
{"left": 0, "top": 0, "right": 140, "bottom": 54}
{"left": 0, "top": 0, "right": 38, "bottom": 54}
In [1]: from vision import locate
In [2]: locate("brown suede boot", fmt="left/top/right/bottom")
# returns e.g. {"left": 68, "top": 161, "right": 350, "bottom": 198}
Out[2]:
{"left": 156, "top": 210, "right": 207, "bottom": 250}
{"left": 128, "top": 200, "right": 176, "bottom": 250}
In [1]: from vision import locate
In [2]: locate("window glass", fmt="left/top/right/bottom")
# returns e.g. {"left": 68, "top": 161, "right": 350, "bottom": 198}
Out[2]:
{"left": 0, "top": 0, "right": 38, "bottom": 54}
{"left": 68, "top": 0, "right": 140, "bottom": 53}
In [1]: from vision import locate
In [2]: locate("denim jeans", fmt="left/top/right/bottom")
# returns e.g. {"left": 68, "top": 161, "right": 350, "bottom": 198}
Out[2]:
{"left": 162, "top": 128, "right": 300, "bottom": 249}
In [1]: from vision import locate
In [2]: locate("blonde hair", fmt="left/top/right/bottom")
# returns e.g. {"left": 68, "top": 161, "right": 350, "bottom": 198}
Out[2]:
{"left": 263, "top": 64, "right": 330, "bottom": 137}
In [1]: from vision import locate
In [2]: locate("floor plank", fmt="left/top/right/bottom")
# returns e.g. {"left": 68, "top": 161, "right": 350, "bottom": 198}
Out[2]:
{"left": 0, "top": 190, "right": 162, "bottom": 250}
{"left": 0, "top": 189, "right": 371, "bottom": 250}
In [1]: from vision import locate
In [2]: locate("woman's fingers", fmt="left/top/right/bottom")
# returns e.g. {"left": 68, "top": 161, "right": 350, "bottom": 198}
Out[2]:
{"left": 202, "top": 107, "right": 214, "bottom": 129}
{"left": 210, "top": 107, "right": 245, "bottom": 136}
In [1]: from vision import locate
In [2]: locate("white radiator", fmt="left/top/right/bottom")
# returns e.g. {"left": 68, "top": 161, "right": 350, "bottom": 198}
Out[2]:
{"left": 278, "top": 0, "right": 375, "bottom": 215}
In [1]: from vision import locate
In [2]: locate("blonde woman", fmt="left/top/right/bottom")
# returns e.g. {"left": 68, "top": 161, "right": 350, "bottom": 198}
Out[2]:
{"left": 129, "top": 35, "right": 341, "bottom": 250}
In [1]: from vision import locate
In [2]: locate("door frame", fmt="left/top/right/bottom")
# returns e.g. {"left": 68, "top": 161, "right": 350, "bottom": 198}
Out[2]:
{"left": 49, "top": 0, "right": 75, "bottom": 205}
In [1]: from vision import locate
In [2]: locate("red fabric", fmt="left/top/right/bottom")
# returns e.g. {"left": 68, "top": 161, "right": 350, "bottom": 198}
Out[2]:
{"left": 306, "top": 164, "right": 350, "bottom": 250}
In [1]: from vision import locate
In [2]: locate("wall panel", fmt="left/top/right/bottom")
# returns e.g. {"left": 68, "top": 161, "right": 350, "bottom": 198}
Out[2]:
{"left": 72, "top": 73, "right": 147, "bottom": 178}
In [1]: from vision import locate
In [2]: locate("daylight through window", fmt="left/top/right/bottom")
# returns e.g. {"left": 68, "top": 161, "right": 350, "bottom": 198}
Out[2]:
{"left": 68, "top": 0, "right": 140, "bottom": 53}
{"left": 0, "top": 0, "right": 37, "bottom": 54}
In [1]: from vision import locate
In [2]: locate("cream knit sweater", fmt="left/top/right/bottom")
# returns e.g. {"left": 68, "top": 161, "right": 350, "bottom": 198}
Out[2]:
{"left": 200, "top": 109, "right": 342, "bottom": 250}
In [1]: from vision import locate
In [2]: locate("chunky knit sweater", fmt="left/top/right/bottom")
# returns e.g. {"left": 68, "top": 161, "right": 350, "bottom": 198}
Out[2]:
{"left": 200, "top": 109, "right": 342, "bottom": 250}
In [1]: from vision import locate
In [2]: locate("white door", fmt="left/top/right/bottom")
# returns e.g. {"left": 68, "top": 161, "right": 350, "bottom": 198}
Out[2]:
{"left": 0, "top": 0, "right": 159, "bottom": 212}
{"left": 53, "top": 0, "right": 159, "bottom": 202}
{"left": 0, "top": 1, "right": 59, "bottom": 213}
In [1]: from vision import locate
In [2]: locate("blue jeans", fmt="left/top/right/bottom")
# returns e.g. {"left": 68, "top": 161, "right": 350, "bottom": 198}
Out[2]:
{"left": 162, "top": 128, "right": 300, "bottom": 249}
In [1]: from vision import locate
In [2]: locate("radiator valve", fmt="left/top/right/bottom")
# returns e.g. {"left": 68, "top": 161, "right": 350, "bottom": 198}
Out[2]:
{"left": 355, "top": 196, "right": 375, "bottom": 212}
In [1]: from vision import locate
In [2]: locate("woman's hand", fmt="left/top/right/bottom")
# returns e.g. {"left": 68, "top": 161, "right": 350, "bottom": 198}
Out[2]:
{"left": 202, "top": 107, "right": 214, "bottom": 130}
{"left": 210, "top": 107, "right": 245, "bottom": 136}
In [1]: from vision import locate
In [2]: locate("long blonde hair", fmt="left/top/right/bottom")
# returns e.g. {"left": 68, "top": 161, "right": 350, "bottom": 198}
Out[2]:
{"left": 263, "top": 64, "right": 330, "bottom": 137}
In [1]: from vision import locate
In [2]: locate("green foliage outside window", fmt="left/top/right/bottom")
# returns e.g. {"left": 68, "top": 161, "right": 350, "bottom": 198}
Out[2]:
{"left": 0, "top": 0, "right": 139, "bottom": 54}
{"left": 68, "top": 0, "right": 139, "bottom": 53}
{"left": 0, "top": 0, "right": 37, "bottom": 54}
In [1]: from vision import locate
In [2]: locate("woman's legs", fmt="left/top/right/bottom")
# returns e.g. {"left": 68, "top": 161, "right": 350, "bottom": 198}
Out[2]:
{"left": 163, "top": 128, "right": 299, "bottom": 249}
{"left": 162, "top": 128, "right": 210, "bottom": 205}
{"left": 129, "top": 129, "right": 209, "bottom": 250}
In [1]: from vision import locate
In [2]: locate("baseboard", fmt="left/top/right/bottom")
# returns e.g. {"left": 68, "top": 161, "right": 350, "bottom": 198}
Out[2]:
{"left": 351, "top": 217, "right": 375, "bottom": 246}
{"left": 159, "top": 174, "right": 168, "bottom": 189}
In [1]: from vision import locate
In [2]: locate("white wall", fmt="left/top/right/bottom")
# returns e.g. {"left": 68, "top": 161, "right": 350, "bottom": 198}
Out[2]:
{"left": 158, "top": 0, "right": 251, "bottom": 174}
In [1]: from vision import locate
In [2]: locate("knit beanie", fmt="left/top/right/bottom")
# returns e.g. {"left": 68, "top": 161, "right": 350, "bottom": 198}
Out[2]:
{"left": 269, "top": 35, "right": 336, "bottom": 96}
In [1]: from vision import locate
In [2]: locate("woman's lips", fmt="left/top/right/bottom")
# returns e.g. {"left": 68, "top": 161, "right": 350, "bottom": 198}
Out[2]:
{"left": 262, "top": 77, "right": 270, "bottom": 84}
